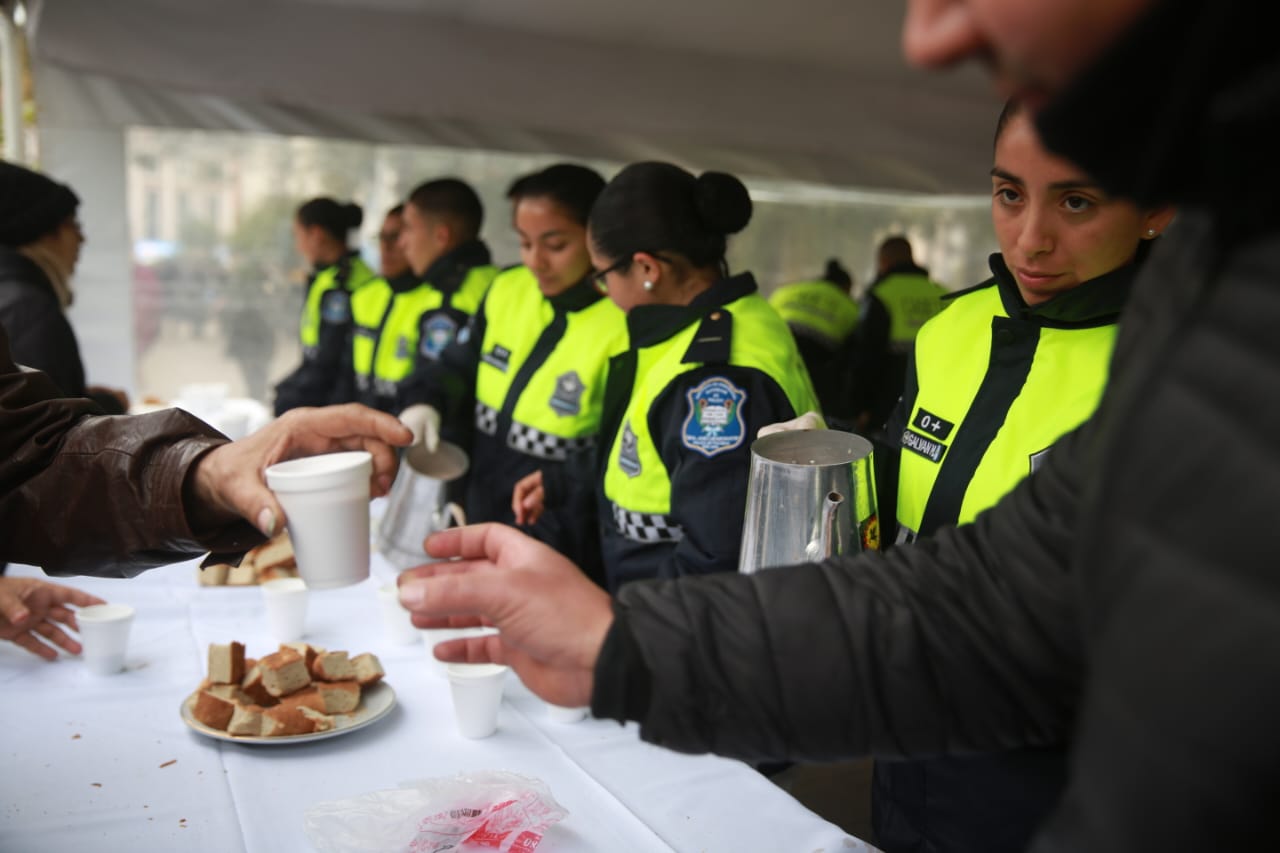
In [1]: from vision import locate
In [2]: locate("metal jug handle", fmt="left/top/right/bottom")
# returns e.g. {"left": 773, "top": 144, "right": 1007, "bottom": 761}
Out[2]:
{"left": 818, "top": 491, "right": 844, "bottom": 559}
{"left": 442, "top": 501, "right": 467, "bottom": 528}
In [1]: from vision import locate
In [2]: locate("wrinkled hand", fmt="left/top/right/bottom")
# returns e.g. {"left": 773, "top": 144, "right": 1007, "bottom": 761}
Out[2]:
{"left": 757, "top": 410, "right": 826, "bottom": 438}
{"left": 191, "top": 403, "right": 413, "bottom": 536}
{"left": 397, "top": 524, "right": 613, "bottom": 707}
{"left": 0, "top": 577, "right": 105, "bottom": 661}
{"left": 511, "top": 470, "right": 545, "bottom": 526}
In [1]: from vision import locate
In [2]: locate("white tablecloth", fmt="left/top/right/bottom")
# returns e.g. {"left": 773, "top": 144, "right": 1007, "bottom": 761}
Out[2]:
{"left": 0, "top": 558, "right": 872, "bottom": 852}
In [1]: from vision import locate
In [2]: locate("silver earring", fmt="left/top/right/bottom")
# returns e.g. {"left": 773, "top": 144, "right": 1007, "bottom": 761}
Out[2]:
{"left": 1146, "top": 229, "right": 1156, "bottom": 237}
{"left": 642, "top": 280, "right": 654, "bottom": 291}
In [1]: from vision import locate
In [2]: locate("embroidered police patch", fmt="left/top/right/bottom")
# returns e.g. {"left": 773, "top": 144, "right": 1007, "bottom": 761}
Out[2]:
{"left": 320, "top": 290, "right": 351, "bottom": 324}
{"left": 618, "top": 421, "right": 642, "bottom": 478}
{"left": 481, "top": 344, "right": 512, "bottom": 372}
{"left": 549, "top": 370, "right": 585, "bottom": 417}
{"left": 419, "top": 314, "right": 458, "bottom": 360}
{"left": 912, "top": 407, "right": 954, "bottom": 441}
{"left": 901, "top": 428, "right": 946, "bottom": 464}
{"left": 681, "top": 376, "right": 747, "bottom": 458}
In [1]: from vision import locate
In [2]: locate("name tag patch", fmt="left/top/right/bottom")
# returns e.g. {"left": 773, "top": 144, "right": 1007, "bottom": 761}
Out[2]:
{"left": 482, "top": 344, "right": 512, "bottom": 372}
{"left": 901, "top": 428, "right": 946, "bottom": 464}
{"left": 912, "top": 407, "right": 954, "bottom": 441}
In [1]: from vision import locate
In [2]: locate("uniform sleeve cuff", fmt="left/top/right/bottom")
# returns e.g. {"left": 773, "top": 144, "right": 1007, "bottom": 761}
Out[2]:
{"left": 590, "top": 603, "right": 653, "bottom": 724}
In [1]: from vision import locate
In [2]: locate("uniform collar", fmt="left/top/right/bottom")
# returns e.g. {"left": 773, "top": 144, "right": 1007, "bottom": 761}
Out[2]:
{"left": 548, "top": 273, "right": 604, "bottom": 312}
{"left": 626, "top": 271, "right": 757, "bottom": 348}
{"left": 986, "top": 249, "right": 1143, "bottom": 328}
{"left": 386, "top": 271, "right": 420, "bottom": 293}
{"left": 872, "top": 262, "right": 929, "bottom": 287}
{"left": 314, "top": 248, "right": 360, "bottom": 276}
{"left": 420, "top": 239, "right": 491, "bottom": 293}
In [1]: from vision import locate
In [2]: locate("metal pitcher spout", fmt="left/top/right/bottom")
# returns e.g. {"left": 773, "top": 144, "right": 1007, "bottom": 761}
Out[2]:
{"left": 819, "top": 491, "right": 844, "bottom": 559}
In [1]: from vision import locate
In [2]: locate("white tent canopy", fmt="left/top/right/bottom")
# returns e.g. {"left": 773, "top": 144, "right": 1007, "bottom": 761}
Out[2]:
{"left": 16, "top": 0, "right": 1000, "bottom": 393}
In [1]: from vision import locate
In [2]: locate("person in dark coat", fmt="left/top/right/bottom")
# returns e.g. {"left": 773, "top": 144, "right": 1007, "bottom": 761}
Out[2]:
{"left": 0, "top": 161, "right": 128, "bottom": 414}
{"left": 396, "top": 1, "right": 1280, "bottom": 851}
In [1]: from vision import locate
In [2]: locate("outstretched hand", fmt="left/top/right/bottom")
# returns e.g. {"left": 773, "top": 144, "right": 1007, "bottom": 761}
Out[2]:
{"left": 511, "top": 470, "right": 546, "bottom": 526}
{"left": 397, "top": 523, "right": 614, "bottom": 708}
{"left": 189, "top": 403, "right": 413, "bottom": 536}
{"left": 0, "top": 577, "right": 105, "bottom": 661}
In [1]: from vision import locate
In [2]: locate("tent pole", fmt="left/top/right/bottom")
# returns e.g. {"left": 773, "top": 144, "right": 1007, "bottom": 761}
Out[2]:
{"left": 1, "top": 7, "right": 26, "bottom": 163}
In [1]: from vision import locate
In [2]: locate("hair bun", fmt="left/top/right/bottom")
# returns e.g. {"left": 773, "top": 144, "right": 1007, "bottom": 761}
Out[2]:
{"left": 694, "top": 171, "right": 752, "bottom": 236}
{"left": 344, "top": 202, "right": 364, "bottom": 230}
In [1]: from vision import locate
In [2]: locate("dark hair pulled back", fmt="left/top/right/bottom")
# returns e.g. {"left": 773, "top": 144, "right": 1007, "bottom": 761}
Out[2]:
{"left": 507, "top": 163, "right": 605, "bottom": 226}
{"left": 588, "top": 162, "right": 752, "bottom": 271}
{"left": 296, "top": 197, "right": 362, "bottom": 245}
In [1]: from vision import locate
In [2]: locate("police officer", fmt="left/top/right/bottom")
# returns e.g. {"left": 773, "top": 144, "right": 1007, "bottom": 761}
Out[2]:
{"left": 768, "top": 258, "right": 858, "bottom": 422}
{"left": 871, "top": 101, "right": 1175, "bottom": 853}
{"left": 848, "top": 235, "right": 948, "bottom": 434}
{"left": 407, "top": 165, "right": 628, "bottom": 584}
{"left": 558, "top": 162, "right": 819, "bottom": 591}
{"left": 341, "top": 180, "right": 497, "bottom": 417}
{"left": 273, "top": 198, "right": 378, "bottom": 415}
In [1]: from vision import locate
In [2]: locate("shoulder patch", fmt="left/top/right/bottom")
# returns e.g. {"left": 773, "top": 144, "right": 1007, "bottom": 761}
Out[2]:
{"left": 420, "top": 313, "right": 458, "bottom": 359}
{"left": 618, "top": 420, "right": 642, "bottom": 478}
{"left": 549, "top": 370, "right": 585, "bottom": 417}
{"left": 681, "top": 376, "right": 747, "bottom": 457}
{"left": 320, "top": 290, "right": 351, "bottom": 324}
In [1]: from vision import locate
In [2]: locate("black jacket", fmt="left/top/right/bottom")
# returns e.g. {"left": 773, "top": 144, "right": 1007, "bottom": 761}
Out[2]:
{"left": 0, "top": 247, "right": 123, "bottom": 414}
{"left": 591, "top": 1, "right": 1280, "bottom": 850}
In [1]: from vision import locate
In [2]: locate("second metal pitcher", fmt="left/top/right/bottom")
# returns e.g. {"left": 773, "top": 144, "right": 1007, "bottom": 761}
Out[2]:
{"left": 374, "top": 441, "right": 469, "bottom": 571}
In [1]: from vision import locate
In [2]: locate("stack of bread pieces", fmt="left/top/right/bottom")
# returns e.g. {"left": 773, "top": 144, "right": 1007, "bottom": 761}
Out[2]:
{"left": 199, "top": 532, "right": 298, "bottom": 586}
{"left": 191, "top": 641, "right": 385, "bottom": 737}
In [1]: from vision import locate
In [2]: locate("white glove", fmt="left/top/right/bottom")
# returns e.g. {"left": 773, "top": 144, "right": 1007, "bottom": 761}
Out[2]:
{"left": 757, "top": 410, "right": 826, "bottom": 438}
{"left": 399, "top": 404, "right": 441, "bottom": 453}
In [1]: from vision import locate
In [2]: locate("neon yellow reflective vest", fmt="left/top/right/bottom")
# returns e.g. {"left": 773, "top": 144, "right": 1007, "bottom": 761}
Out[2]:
{"left": 895, "top": 261, "right": 1133, "bottom": 542}
{"left": 474, "top": 266, "right": 629, "bottom": 460}
{"left": 299, "top": 254, "right": 379, "bottom": 350}
{"left": 872, "top": 269, "right": 949, "bottom": 353}
{"left": 768, "top": 280, "right": 860, "bottom": 349}
{"left": 349, "top": 246, "right": 496, "bottom": 408}
{"left": 602, "top": 276, "right": 820, "bottom": 565}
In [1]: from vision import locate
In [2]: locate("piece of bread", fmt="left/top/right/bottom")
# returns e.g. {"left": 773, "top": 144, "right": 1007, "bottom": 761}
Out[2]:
{"left": 240, "top": 664, "right": 278, "bottom": 707}
{"left": 199, "top": 564, "right": 230, "bottom": 586}
{"left": 191, "top": 690, "right": 236, "bottom": 731}
{"left": 351, "top": 653, "right": 385, "bottom": 687}
{"left": 311, "top": 651, "right": 355, "bottom": 682}
{"left": 206, "top": 683, "right": 252, "bottom": 704}
{"left": 280, "top": 642, "right": 322, "bottom": 671}
{"left": 279, "top": 686, "right": 326, "bottom": 713}
{"left": 225, "top": 560, "right": 257, "bottom": 586}
{"left": 258, "top": 564, "right": 298, "bottom": 582}
{"left": 208, "top": 641, "right": 246, "bottom": 685}
{"left": 259, "top": 649, "right": 311, "bottom": 698}
{"left": 250, "top": 532, "right": 294, "bottom": 573}
{"left": 226, "top": 704, "right": 264, "bottom": 737}
{"left": 298, "top": 707, "right": 335, "bottom": 733}
{"left": 260, "top": 704, "right": 317, "bottom": 736}
{"left": 315, "top": 680, "right": 361, "bottom": 714}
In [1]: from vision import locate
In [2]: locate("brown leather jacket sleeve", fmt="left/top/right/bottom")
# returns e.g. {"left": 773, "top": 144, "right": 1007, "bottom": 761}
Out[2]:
{"left": 0, "top": 335, "right": 263, "bottom": 577}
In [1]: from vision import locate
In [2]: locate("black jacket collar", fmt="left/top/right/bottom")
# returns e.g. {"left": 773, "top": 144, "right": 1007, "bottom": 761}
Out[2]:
{"left": 974, "top": 249, "right": 1143, "bottom": 329}
{"left": 548, "top": 273, "right": 604, "bottom": 312}
{"left": 626, "top": 271, "right": 758, "bottom": 348}
{"left": 871, "top": 262, "right": 930, "bottom": 289}
{"left": 420, "top": 239, "right": 492, "bottom": 293}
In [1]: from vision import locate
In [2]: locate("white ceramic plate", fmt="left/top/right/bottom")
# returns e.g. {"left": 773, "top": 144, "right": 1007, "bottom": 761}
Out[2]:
{"left": 180, "top": 682, "right": 396, "bottom": 745}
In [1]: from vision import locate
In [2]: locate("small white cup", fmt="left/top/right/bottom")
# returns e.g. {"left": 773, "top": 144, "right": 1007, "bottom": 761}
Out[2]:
{"left": 421, "top": 626, "right": 498, "bottom": 677}
{"left": 261, "top": 577, "right": 308, "bottom": 642}
{"left": 446, "top": 663, "right": 508, "bottom": 739}
{"left": 378, "top": 583, "right": 421, "bottom": 646}
{"left": 545, "top": 703, "right": 589, "bottom": 724}
{"left": 265, "top": 451, "right": 372, "bottom": 590}
{"left": 77, "top": 604, "right": 136, "bottom": 675}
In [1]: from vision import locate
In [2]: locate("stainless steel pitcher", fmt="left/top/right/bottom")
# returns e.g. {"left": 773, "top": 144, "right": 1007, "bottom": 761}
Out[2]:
{"left": 374, "top": 441, "right": 469, "bottom": 570}
{"left": 738, "top": 429, "right": 878, "bottom": 574}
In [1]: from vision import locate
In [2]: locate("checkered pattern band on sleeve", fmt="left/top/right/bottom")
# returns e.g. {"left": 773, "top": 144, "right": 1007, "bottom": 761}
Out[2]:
{"left": 611, "top": 502, "right": 685, "bottom": 543}
{"left": 475, "top": 402, "right": 499, "bottom": 436}
{"left": 506, "top": 423, "right": 595, "bottom": 461}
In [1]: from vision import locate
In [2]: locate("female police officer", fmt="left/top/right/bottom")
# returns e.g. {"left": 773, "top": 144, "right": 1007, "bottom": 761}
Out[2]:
{"left": 871, "top": 100, "right": 1175, "bottom": 853}
{"left": 403, "top": 164, "right": 628, "bottom": 583}
{"left": 518, "top": 162, "right": 819, "bottom": 591}
{"left": 273, "top": 197, "right": 379, "bottom": 414}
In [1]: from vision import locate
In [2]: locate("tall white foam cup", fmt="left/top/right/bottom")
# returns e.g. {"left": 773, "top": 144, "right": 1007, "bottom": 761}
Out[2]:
{"left": 265, "top": 451, "right": 372, "bottom": 590}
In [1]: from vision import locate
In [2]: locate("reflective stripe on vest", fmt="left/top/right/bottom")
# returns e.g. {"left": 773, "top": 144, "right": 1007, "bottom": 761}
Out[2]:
{"left": 473, "top": 267, "right": 629, "bottom": 460}
{"left": 768, "top": 280, "right": 859, "bottom": 348}
{"left": 875, "top": 272, "right": 948, "bottom": 352}
{"left": 300, "top": 256, "right": 379, "bottom": 348}
{"left": 603, "top": 292, "right": 819, "bottom": 533}
{"left": 895, "top": 284, "right": 1116, "bottom": 538}
{"left": 350, "top": 265, "right": 496, "bottom": 386}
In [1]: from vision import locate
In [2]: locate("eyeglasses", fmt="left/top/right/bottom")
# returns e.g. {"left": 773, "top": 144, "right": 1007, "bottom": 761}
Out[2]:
{"left": 591, "top": 252, "right": 673, "bottom": 289}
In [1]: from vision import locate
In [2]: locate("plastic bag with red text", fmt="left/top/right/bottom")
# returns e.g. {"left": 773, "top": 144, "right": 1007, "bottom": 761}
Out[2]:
{"left": 304, "top": 770, "right": 568, "bottom": 853}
